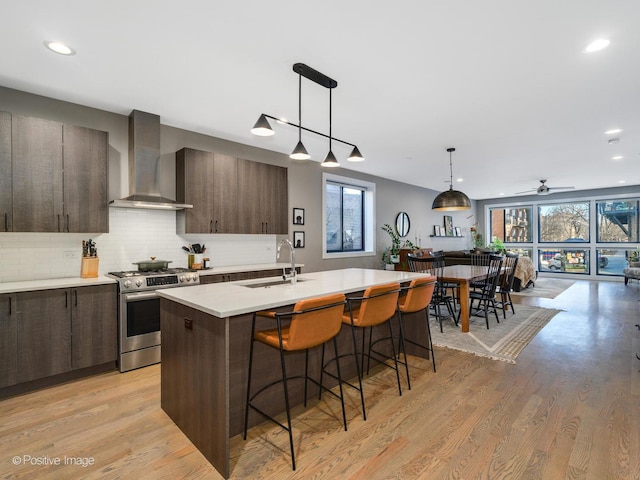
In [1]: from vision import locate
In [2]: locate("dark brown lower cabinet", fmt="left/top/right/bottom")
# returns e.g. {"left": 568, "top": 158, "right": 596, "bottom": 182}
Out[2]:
{"left": 1, "top": 284, "right": 117, "bottom": 388}
{"left": 71, "top": 284, "right": 117, "bottom": 369}
{"left": 16, "top": 289, "right": 72, "bottom": 383}
{"left": 198, "top": 268, "right": 301, "bottom": 285}
{"left": 0, "top": 294, "right": 17, "bottom": 388}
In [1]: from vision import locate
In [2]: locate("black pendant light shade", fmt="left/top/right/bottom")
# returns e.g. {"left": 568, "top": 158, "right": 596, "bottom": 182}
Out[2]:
{"left": 347, "top": 146, "right": 364, "bottom": 162}
{"left": 321, "top": 150, "right": 339, "bottom": 167}
{"left": 290, "top": 140, "right": 310, "bottom": 160}
{"left": 432, "top": 147, "right": 471, "bottom": 211}
{"left": 250, "top": 114, "right": 274, "bottom": 136}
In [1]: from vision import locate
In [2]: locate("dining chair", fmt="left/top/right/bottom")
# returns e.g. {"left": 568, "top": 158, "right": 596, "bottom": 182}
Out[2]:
{"left": 244, "top": 293, "right": 347, "bottom": 471}
{"left": 470, "top": 252, "right": 493, "bottom": 290}
{"left": 407, "top": 254, "right": 457, "bottom": 333}
{"left": 430, "top": 250, "right": 459, "bottom": 307}
{"left": 496, "top": 253, "right": 519, "bottom": 318}
{"left": 469, "top": 254, "right": 504, "bottom": 328}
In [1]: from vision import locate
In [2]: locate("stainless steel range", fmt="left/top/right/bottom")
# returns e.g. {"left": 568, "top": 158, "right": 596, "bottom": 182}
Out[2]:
{"left": 109, "top": 267, "right": 199, "bottom": 372}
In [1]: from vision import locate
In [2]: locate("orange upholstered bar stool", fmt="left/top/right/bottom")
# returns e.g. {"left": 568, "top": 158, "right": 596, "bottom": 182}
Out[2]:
{"left": 340, "top": 282, "right": 403, "bottom": 421}
{"left": 397, "top": 276, "right": 437, "bottom": 373}
{"left": 243, "top": 293, "right": 347, "bottom": 471}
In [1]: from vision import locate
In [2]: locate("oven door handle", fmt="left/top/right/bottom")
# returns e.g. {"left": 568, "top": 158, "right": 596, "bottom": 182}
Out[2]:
{"left": 123, "top": 291, "right": 159, "bottom": 302}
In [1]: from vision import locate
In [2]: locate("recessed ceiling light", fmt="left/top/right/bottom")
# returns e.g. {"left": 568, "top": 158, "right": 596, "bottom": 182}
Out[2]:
{"left": 605, "top": 128, "right": 622, "bottom": 135}
{"left": 618, "top": 180, "right": 626, "bottom": 184}
{"left": 498, "top": 193, "right": 505, "bottom": 196}
{"left": 456, "top": 178, "right": 463, "bottom": 182}
{"left": 44, "top": 40, "right": 75, "bottom": 55}
{"left": 585, "top": 38, "right": 610, "bottom": 53}
{"left": 612, "top": 155, "right": 624, "bottom": 160}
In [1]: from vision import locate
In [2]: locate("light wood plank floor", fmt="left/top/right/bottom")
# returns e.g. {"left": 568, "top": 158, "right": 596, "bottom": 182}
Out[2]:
{"left": 1, "top": 279, "right": 639, "bottom": 479}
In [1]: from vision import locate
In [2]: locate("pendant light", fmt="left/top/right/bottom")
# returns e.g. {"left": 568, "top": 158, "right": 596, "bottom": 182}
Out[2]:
{"left": 251, "top": 63, "right": 363, "bottom": 165}
{"left": 432, "top": 147, "right": 471, "bottom": 211}
{"left": 321, "top": 89, "right": 339, "bottom": 167}
{"left": 250, "top": 114, "right": 274, "bottom": 136}
{"left": 289, "top": 74, "right": 310, "bottom": 160}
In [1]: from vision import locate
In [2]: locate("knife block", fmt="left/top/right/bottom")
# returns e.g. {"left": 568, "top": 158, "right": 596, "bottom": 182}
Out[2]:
{"left": 81, "top": 257, "right": 99, "bottom": 278}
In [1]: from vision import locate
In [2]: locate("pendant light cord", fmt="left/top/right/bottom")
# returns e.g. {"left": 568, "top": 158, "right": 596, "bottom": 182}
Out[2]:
{"left": 449, "top": 150, "right": 453, "bottom": 190}
{"left": 328, "top": 88, "right": 332, "bottom": 151}
{"left": 298, "top": 74, "right": 302, "bottom": 142}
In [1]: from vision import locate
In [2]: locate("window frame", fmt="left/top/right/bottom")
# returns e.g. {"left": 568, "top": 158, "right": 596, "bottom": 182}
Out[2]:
{"left": 322, "top": 173, "right": 376, "bottom": 260}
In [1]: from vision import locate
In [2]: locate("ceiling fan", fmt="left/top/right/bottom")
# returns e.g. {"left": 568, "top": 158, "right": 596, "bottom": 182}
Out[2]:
{"left": 515, "top": 179, "right": 575, "bottom": 196}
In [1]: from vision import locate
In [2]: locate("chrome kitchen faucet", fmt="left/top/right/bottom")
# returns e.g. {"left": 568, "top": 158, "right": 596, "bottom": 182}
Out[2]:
{"left": 277, "top": 239, "right": 297, "bottom": 285}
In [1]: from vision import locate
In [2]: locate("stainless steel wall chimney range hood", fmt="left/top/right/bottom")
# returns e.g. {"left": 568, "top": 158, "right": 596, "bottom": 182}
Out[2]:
{"left": 109, "top": 110, "right": 192, "bottom": 210}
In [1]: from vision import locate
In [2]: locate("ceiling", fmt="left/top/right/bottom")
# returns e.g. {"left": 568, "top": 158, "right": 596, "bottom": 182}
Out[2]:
{"left": 3, "top": 0, "right": 640, "bottom": 200}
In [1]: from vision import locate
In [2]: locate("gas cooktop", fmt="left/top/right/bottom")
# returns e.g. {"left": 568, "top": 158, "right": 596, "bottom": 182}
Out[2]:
{"left": 108, "top": 267, "right": 194, "bottom": 278}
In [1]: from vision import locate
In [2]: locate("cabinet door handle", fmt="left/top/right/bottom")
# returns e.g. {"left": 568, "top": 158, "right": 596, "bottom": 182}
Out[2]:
{"left": 209, "top": 220, "right": 213, "bottom": 233}
{"left": 4, "top": 212, "right": 7, "bottom": 232}
{"left": 66, "top": 214, "right": 70, "bottom": 232}
{"left": 265, "top": 222, "right": 268, "bottom": 234}
{"left": 65, "top": 290, "right": 68, "bottom": 308}
{"left": 8, "top": 296, "right": 11, "bottom": 315}
{"left": 74, "top": 289, "right": 78, "bottom": 306}
{"left": 215, "top": 220, "right": 219, "bottom": 233}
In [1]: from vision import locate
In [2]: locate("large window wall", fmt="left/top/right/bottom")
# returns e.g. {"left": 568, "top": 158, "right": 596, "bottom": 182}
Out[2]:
{"left": 488, "top": 196, "right": 640, "bottom": 278}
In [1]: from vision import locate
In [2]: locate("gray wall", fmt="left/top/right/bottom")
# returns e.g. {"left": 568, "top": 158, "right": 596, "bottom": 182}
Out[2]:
{"left": 0, "top": 85, "right": 478, "bottom": 273}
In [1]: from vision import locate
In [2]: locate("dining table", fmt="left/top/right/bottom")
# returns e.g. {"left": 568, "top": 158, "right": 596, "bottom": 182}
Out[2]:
{"left": 440, "top": 264, "right": 493, "bottom": 333}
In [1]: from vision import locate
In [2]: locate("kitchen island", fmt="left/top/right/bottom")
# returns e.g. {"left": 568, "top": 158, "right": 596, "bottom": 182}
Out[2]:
{"left": 158, "top": 268, "right": 431, "bottom": 479}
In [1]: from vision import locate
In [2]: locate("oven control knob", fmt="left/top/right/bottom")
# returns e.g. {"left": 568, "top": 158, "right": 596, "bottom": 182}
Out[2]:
{"left": 135, "top": 279, "right": 143, "bottom": 287}
{"left": 180, "top": 275, "right": 186, "bottom": 283}
{"left": 123, "top": 280, "right": 131, "bottom": 288}
{"left": 190, "top": 273, "right": 198, "bottom": 282}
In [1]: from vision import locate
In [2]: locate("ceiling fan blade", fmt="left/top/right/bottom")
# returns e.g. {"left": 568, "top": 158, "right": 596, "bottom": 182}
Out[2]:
{"left": 514, "top": 188, "right": 537, "bottom": 194}
{"left": 547, "top": 186, "right": 575, "bottom": 191}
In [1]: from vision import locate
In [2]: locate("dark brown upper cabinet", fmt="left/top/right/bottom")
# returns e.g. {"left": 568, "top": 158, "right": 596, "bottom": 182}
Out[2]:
{"left": 0, "top": 112, "right": 11, "bottom": 232}
{"left": 1, "top": 113, "right": 109, "bottom": 233}
{"left": 176, "top": 148, "right": 288, "bottom": 235}
{"left": 176, "top": 148, "right": 239, "bottom": 234}
{"left": 236, "top": 158, "right": 288, "bottom": 234}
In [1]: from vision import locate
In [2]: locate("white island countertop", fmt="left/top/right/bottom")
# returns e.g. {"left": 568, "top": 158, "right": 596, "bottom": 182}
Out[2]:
{"left": 157, "top": 268, "right": 430, "bottom": 318}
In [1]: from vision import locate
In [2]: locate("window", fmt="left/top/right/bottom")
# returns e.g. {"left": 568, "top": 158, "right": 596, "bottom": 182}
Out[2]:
{"left": 596, "top": 200, "right": 639, "bottom": 243}
{"left": 323, "top": 173, "right": 375, "bottom": 258}
{"left": 538, "top": 248, "right": 590, "bottom": 274}
{"left": 490, "top": 207, "right": 532, "bottom": 242}
{"left": 325, "top": 183, "right": 364, "bottom": 252}
{"left": 538, "top": 202, "right": 589, "bottom": 242}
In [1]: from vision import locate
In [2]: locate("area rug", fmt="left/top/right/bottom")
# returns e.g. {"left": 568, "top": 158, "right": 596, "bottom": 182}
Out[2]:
{"left": 431, "top": 305, "right": 562, "bottom": 363}
{"left": 511, "top": 278, "right": 575, "bottom": 299}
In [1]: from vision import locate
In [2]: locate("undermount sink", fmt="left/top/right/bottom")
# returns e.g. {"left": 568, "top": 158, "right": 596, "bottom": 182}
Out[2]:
{"left": 241, "top": 278, "right": 308, "bottom": 288}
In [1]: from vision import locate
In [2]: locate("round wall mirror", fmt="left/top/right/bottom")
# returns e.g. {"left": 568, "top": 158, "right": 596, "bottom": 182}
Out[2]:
{"left": 395, "top": 211, "right": 410, "bottom": 237}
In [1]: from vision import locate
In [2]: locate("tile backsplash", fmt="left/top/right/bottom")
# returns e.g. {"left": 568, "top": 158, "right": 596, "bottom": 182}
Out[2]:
{"left": 0, "top": 208, "right": 277, "bottom": 283}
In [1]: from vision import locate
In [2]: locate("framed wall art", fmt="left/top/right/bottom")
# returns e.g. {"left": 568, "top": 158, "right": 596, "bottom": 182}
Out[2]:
{"left": 293, "top": 231, "right": 305, "bottom": 248}
{"left": 293, "top": 208, "right": 305, "bottom": 225}
{"left": 444, "top": 215, "right": 454, "bottom": 236}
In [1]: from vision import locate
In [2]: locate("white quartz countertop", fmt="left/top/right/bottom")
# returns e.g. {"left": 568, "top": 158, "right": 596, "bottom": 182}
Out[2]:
{"left": 197, "top": 263, "right": 304, "bottom": 276}
{"left": 0, "top": 275, "right": 116, "bottom": 294}
{"left": 157, "top": 268, "right": 430, "bottom": 318}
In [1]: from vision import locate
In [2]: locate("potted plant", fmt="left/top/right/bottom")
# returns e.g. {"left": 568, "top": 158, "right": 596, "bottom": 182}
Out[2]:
{"left": 490, "top": 238, "right": 505, "bottom": 253}
{"left": 381, "top": 224, "right": 419, "bottom": 269}
{"left": 381, "top": 224, "right": 401, "bottom": 264}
